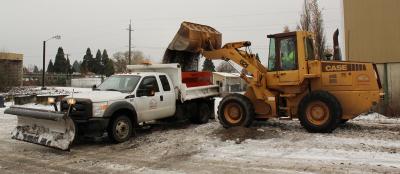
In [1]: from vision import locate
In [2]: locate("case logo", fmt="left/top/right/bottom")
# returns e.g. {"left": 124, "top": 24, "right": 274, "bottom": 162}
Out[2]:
{"left": 322, "top": 63, "right": 366, "bottom": 72}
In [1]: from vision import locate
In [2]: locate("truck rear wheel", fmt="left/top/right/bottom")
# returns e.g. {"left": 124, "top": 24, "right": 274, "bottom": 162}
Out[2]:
{"left": 298, "top": 91, "right": 341, "bottom": 133}
{"left": 218, "top": 94, "right": 254, "bottom": 128}
{"left": 108, "top": 114, "right": 133, "bottom": 143}
{"left": 189, "top": 102, "right": 211, "bottom": 124}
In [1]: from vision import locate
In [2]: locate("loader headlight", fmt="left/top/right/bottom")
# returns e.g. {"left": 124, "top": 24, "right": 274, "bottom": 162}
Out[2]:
{"left": 67, "top": 98, "right": 76, "bottom": 105}
{"left": 93, "top": 102, "right": 108, "bottom": 117}
{"left": 48, "top": 97, "right": 56, "bottom": 104}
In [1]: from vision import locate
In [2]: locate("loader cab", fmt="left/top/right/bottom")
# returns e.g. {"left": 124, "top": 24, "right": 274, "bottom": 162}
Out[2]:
{"left": 266, "top": 31, "right": 314, "bottom": 91}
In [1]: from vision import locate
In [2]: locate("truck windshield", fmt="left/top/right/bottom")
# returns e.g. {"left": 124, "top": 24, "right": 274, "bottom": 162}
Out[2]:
{"left": 97, "top": 75, "right": 141, "bottom": 93}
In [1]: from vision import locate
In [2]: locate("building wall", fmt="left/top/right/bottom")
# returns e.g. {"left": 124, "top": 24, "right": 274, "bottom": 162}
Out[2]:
{"left": 0, "top": 53, "right": 23, "bottom": 91}
{"left": 343, "top": 0, "right": 400, "bottom": 116}
{"left": 212, "top": 73, "right": 246, "bottom": 94}
{"left": 343, "top": 0, "right": 400, "bottom": 63}
{"left": 376, "top": 63, "right": 400, "bottom": 115}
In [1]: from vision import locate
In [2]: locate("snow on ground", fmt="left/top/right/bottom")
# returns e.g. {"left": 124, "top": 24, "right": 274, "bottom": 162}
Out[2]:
{"left": 1, "top": 93, "right": 400, "bottom": 173}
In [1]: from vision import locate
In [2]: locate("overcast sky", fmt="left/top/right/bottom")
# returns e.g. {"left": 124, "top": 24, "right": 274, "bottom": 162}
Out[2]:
{"left": 0, "top": 0, "right": 341, "bottom": 68}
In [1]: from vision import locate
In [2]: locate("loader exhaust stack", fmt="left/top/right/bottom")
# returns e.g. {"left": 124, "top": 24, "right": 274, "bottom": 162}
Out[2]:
{"left": 163, "top": 21, "right": 222, "bottom": 71}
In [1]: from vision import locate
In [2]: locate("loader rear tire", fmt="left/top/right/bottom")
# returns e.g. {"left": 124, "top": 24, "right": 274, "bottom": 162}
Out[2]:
{"left": 108, "top": 114, "right": 133, "bottom": 143}
{"left": 218, "top": 94, "right": 254, "bottom": 128}
{"left": 298, "top": 91, "right": 341, "bottom": 133}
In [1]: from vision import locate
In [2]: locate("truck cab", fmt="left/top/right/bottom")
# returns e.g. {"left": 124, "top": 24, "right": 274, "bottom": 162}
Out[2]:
{"left": 60, "top": 64, "right": 219, "bottom": 144}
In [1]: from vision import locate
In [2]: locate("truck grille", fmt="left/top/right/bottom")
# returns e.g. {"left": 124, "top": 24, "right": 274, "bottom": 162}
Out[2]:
{"left": 61, "top": 99, "right": 92, "bottom": 120}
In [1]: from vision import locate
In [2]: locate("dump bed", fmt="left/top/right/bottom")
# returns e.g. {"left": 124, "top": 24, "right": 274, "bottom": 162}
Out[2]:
{"left": 127, "top": 63, "right": 219, "bottom": 102}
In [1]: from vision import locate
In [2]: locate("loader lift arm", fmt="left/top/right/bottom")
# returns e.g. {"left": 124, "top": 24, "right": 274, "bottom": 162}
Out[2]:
{"left": 202, "top": 41, "right": 273, "bottom": 101}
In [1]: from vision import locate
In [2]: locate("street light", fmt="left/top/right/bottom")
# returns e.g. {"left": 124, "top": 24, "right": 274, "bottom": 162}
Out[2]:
{"left": 42, "top": 35, "right": 61, "bottom": 90}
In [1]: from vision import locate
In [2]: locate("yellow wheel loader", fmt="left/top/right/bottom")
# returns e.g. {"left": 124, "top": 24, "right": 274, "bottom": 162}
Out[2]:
{"left": 168, "top": 22, "right": 383, "bottom": 133}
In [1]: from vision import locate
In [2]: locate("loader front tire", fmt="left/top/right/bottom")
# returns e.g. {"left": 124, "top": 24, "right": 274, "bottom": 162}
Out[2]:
{"left": 218, "top": 94, "right": 254, "bottom": 128}
{"left": 298, "top": 91, "right": 341, "bottom": 133}
{"left": 108, "top": 114, "right": 133, "bottom": 143}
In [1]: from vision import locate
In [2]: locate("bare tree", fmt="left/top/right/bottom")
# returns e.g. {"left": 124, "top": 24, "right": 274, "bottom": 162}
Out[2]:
{"left": 127, "top": 51, "right": 145, "bottom": 65}
{"left": 298, "top": 0, "right": 311, "bottom": 32}
{"left": 112, "top": 50, "right": 146, "bottom": 73}
{"left": 113, "top": 52, "right": 127, "bottom": 73}
{"left": 298, "top": 0, "right": 326, "bottom": 59}
{"left": 216, "top": 61, "right": 236, "bottom": 73}
{"left": 283, "top": 25, "right": 290, "bottom": 33}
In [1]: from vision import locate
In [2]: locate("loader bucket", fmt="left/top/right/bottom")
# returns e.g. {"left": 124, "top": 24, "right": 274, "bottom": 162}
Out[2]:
{"left": 5, "top": 106, "right": 75, "bottom": 150}
{"left": 163, "top": 21, "right": 222, "bottom": 71}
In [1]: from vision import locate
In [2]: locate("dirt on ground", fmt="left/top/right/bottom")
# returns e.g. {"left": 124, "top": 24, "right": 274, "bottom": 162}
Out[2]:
{"left": 0, "top": 110, "right": 400, "bottom": 174}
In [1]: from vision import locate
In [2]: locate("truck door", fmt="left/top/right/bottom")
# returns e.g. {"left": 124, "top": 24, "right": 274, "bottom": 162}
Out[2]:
{"left": 277, "top": 36, "right": 300, "bottom": 83}
{"left": 134, "top": 76, "right": 164, "bottom": 121}
{"left": 158, "top": 75, "right": 176, "bottom": 118}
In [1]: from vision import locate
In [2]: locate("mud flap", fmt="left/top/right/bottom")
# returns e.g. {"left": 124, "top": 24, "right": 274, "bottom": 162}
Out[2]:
{"left": 5, "top": 107, "right": 75, "bottom": 150}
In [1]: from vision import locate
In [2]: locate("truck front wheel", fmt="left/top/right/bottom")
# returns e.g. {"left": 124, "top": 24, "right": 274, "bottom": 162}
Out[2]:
{"left": 218, "top": 94, "right": 254, "bottom": 128}
{"left": 108, "top": 114, "right": 133, "bottom": 143}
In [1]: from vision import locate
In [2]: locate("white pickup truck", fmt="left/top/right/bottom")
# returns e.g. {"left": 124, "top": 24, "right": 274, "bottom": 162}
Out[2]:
{"left": 5, "top": 63, "right": 220, "bottom": 150}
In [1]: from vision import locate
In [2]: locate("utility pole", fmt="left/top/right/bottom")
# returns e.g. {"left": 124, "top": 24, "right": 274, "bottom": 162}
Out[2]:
{"left": 42, "top": 41, "right": 46, "bottom": 90}
{"left": 127, "top": 20, "right": 134, "bottom": 65}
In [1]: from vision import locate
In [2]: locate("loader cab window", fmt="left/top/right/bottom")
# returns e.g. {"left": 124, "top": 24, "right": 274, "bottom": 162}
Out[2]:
{"left": 305, "top": 37, "right": 315, "bottom": 60}
{"left": 267, "top": 38, "right": 277, "bottom": 71}
{"left": 279, "top": 37, "right": 297, "bottom": 70}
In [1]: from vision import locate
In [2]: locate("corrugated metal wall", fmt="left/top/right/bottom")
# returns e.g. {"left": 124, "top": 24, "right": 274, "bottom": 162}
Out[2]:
{"left": 343, "top": 0, "right": 400, "bottom": 63}
{"left": 376, "top": 63, "right": 400, "bottom": 115}
{"left": 343, "top": 0, "right": 400, "bottom": 116}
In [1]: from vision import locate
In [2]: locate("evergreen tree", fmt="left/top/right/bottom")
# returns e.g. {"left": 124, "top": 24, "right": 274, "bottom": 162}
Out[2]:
{"left": 47, "top": 59, "right": 54, "bottom": 73}
{"left": 104, "top": 59, "right": 115, "bottom": 77}
{"left": 81, "top": 48, "right": 93, "bottom": 74}
{"left": 72, "top": 60, "right": 80, "bottom": 73}
{"left": 53, "top": 47, "right": 68, "bottom": 73}
{"left": 94, "top": 49, "right": 102, "bottom": 74}
{"left": 101, "top": 49, "right": 109, "bottom": 75}
{"left": 66, "top": 57, "right": 73, "bottom": 74}
{"left": 202, "top": 59, "right": 215, "bottom": 72}
{"left": 33, "top": 65, "right": 39, "bottom": 73}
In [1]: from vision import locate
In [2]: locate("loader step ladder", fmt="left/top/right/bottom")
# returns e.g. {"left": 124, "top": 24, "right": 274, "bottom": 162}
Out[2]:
{"left": 278, "top": 107, "right": 293, "bottom": 120}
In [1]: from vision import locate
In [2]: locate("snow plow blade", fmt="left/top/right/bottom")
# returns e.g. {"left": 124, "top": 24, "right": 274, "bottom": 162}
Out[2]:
{"left": 4, "top": 106, "right": 75, "bottom": 150}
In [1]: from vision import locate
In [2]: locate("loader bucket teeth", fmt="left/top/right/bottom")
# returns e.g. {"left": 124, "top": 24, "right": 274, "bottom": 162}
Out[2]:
{"left": 5, "top": 107, "right": 75, "bottom": 151}
{"left": 163, "top": 21, "right": 222, "bottom": 71}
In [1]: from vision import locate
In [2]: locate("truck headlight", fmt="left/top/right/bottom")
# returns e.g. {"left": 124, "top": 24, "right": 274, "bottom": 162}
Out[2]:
{"left": 67, "top": 98, "right": 76, "bottom": 105}
{"left": 48, "top": 97, "right": 56, "bottom": 104}
{"left": 93, "top": 102, "right": 108, "bottom": 117}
